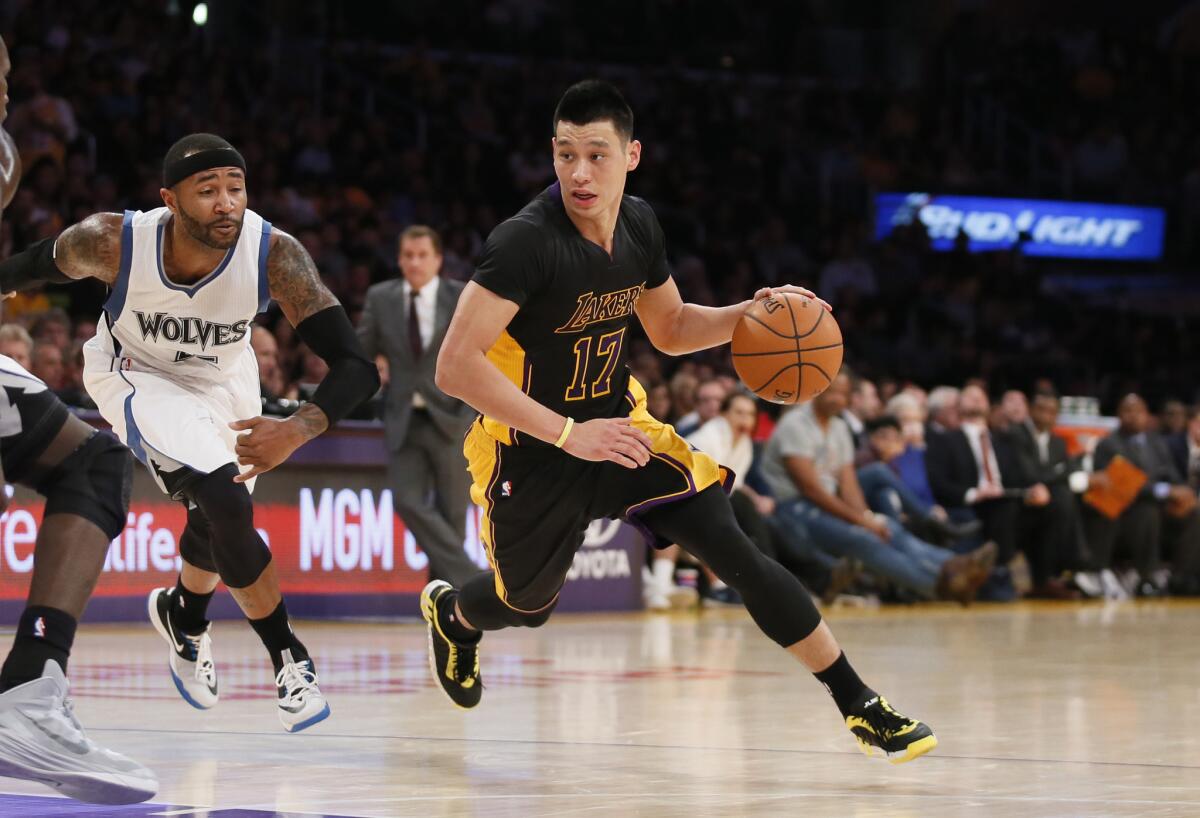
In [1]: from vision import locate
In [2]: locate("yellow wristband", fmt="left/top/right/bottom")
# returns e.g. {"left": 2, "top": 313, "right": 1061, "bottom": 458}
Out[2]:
{"left": 554, "top": 417, "right": 575, "bottom": 448}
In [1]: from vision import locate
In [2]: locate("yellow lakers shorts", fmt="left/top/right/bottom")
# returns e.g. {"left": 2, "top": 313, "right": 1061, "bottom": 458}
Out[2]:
{"left": 463, "top": 377, "right": 732, "bottom": 611}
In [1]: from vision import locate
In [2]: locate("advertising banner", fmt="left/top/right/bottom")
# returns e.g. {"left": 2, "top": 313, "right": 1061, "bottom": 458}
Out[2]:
{"left": 875, "top": 192, "right": 1165, "bottom": 260}
{"left": 0, "top": 466, "right": 644, "bottom": 621}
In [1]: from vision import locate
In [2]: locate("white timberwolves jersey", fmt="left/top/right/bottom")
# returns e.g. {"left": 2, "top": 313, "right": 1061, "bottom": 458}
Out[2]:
{"left": 86, "top": 206, "right": 272, "bottom": 382}
{"left": 83, "top": 207, "right": 272, "bottom": 492}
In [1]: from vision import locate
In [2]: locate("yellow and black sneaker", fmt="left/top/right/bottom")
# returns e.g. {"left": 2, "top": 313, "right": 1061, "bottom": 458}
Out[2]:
{"left": 846, "top": 695, "right": 937, "bottom": 764}
{"left": 420, "top": 580, "right": 483, "bottom": 710}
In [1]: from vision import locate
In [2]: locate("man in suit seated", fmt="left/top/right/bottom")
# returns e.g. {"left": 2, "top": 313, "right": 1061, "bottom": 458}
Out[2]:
{"left": 924, "top": 384, "right": 1056, "bottom": 599}
{"left": 1085, "top": 394, "right": 1200, "bottom": 596}
{"left": 1009, "top": 391, "right": 1093, "bottom": 598}
{"left": 1164, "top": 405, "right": 1200, "bottom": 491}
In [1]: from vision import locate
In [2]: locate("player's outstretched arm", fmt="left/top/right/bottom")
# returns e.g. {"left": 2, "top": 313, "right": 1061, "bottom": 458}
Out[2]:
{"left": 0, "top": 212, "right": 122, "bottom": 294}
{"left": 437, "top": 282, "right": 652, "bottom": 468}
{"left": 636, "top": 279, "right": 830, "bottom": 356}
{"left": 229, "top": 229, "right": 380, "bottom": 483}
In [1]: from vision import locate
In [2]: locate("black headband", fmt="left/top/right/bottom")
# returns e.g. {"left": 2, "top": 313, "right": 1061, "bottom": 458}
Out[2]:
{"left": 163, "top": 147, "right": 247, "bottom": 188}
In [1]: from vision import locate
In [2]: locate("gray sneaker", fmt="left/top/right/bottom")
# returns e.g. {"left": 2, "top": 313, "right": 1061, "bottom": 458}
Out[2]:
{"left": 0, "top": 660, "right": 157, "bottom": 804}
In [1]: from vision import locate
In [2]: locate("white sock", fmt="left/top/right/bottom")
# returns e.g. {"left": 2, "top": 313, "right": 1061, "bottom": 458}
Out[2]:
{"left": 652, "top": 559, "right": 675, "bottom": 592}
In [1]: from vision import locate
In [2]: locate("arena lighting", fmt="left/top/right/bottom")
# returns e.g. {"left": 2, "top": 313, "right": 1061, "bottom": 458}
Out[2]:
{"left": 192, "top": 2, "right": 208, "bottom": 26}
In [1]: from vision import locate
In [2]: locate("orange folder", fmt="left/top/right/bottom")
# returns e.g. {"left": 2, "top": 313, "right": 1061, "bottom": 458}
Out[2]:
{"left": 1083, "top": 455, "right": 1148, "bottom": 520}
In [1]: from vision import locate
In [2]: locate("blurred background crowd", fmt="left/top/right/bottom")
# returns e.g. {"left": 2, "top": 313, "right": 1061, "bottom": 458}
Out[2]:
{"left": 2, "top": 0, "right": 1200, "bottom": 608}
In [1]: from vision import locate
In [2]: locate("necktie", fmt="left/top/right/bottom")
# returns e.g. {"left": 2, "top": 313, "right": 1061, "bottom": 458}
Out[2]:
{"left": 408, "top": 288, "right": 423, "bottom": 359}
{"left": 979, "top": 429, "right": 997, "bottom": 486}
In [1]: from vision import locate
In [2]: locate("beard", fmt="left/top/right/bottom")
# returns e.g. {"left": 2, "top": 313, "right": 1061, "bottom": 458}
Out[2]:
{"left": 178, "top": 204, "right": 243, "bottom": 250}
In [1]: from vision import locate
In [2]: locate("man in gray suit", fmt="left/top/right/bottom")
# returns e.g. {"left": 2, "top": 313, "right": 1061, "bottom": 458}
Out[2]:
{"left": 358, "top": 226, "right": 479, "bottom": 584}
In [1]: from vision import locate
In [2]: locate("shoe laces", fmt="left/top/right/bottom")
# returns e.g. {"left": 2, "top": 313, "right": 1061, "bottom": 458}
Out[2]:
{"left": 189, "top": 632, "right": 215, "bottom": 686}
{"left": 55, "top": 694, "right": 97, "bottom": 752}
{"left": 450, "top": 641, "right": 479, "bottom": 687}
{"left": 276, "top": 660, "right": 319, "bottom": 706}
{"left": 861, "top": 697, "right": 913, "bottom": 741}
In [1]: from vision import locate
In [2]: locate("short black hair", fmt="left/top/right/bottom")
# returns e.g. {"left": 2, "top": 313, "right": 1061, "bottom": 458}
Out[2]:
{"left": 162, "top": 132, "right": 236, "bottom": 179}
{"left": 553, "top": 80, "right": 634, "bottom": 142}
{"left": 866, "top": 415, "right": 901, "bottom": 435}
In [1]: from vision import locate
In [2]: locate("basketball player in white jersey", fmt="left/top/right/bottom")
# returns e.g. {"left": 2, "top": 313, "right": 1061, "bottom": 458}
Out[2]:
{"left": 0, "top": 133, "right": 380, "bottom": 733}
{"left": 0, "top": 36, "right": 157, "bottom": 803}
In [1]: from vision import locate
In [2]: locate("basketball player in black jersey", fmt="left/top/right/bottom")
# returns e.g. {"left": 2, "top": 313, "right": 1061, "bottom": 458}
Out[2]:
{"left": 0, "top": 36, "right": 156, "bottom": 803}
{"left": 422, "top": 80, "right": 936, "bottom": 763}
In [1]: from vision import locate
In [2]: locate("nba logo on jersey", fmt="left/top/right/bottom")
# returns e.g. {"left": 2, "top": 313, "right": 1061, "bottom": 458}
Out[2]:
{"left": 33, "top": 617, "right": 45, "bottom": 639}
{"left": 501, "top": 481, "right": 513, "bottom": 497}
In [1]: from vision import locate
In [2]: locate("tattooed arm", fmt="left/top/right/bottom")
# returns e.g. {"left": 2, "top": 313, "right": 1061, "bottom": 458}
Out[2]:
{"left": 231, "top": 229, "right": 379, "bottom": 482}
{"left": 54, "top": 212, "right": 124, "bottom": 285}
{"left": 265, "top": 230, "right": 338, "bottom": 327}
{"left": 0, "top": 211, "right": 122, "bottom": 295}
{"left": 263, "top": 230, "right": 339, "bottom": 437}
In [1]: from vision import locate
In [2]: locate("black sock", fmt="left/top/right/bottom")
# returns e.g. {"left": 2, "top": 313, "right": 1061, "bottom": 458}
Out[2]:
{"left": 436, "top": 591, "right": 480, "bottom": 643}
{"left": 814, "top": 652, "right": 872, "bottom": 717}
{"left": 0, "top": 606, "right": 77, "bottom": 691}
{"left": 247, "top": 600, "right": 307, "bottom": 674}
{"left": 171, "top": 578, "right": 214, "bottom": 634}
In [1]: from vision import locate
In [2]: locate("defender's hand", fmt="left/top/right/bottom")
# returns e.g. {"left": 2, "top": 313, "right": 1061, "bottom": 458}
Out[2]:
{"left": 229, "top": 415, "right": 309, "bottom": 482}
{"left": 752, "top": 285, "right": 832, "bottom": 312}
{"left": 562, "top": 417, "right": 653, "bottom": 469}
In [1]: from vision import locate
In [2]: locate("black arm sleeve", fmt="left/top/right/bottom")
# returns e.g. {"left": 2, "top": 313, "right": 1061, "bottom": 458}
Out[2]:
{"left": 295, "top": 305, "right": 381, "bottom": 426}
{"left": 0, "top": 237, "right": 72, "bottom": 292}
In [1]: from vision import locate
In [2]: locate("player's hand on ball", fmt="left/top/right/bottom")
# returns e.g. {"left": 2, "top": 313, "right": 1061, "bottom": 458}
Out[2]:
{"left": 563, "top": 417, "right": 653, "bottom": 469}
{"left": 751, "top": 285, "right": 831, "bottom": 312}
{"left": 229, "top": 415, "right": 308, "bottom": 482}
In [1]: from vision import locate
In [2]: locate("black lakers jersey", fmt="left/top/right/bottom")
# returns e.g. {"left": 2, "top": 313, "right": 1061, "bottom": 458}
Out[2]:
{"left": 472, "top": 183, "right": 671, "bottom": 445}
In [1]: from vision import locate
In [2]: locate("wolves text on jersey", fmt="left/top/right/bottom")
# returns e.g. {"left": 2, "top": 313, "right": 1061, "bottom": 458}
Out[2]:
{"left": 134, "top": 311, "right": 250, "bottom": 350}
{"left": 554, "top": 283, "right": 644, "bottom": 334}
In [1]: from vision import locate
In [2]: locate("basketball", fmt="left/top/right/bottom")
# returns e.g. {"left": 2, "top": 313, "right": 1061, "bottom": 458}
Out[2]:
{"left": 731, "top": 292, "right": 843, "bottom": 404}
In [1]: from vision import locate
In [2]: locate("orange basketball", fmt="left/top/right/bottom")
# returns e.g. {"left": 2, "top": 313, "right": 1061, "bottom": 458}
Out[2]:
{"left": 731, "top": 292, "right": 843, "bottom": 405}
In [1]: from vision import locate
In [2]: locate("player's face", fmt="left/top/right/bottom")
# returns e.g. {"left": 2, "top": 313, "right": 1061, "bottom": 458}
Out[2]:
{"left": 552, "top": 120, "right": 640, "bottom": 222}
{"left": 398, "top": 236, "right": 442, "bottom": 289}
{"left": 165, "top": 167, "right": 247, "bottom": 250}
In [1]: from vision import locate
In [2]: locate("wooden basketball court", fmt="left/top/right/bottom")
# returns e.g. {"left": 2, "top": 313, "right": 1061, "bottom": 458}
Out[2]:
{"left": 1, "top": 600, "right": 1196, "bottom": 816}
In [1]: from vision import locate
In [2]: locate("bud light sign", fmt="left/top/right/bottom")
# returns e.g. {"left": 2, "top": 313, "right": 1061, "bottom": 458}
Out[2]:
{"left": 875, "top": 192, "right": 1165, "bottom": 260}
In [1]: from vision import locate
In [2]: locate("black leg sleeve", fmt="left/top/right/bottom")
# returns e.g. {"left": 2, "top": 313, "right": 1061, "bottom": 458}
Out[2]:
{"left": 639, "top": 485, "right": 823, "bottom": 647}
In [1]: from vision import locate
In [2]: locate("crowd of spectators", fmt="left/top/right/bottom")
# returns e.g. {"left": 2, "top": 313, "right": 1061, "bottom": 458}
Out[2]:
{"left": 0, "top": 2, "right": 1198, "bottom": 610}
{"left": 643, "top": 367, "right": 1200, "bottom": 609}
{"left": 1, "top": 3, "right": 1199, "bottom": 410}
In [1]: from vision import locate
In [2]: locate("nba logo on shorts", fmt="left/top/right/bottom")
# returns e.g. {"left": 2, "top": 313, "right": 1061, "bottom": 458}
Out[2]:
{"left": 33, "top": 617, "right": 45, "bottom": 639}
{"left": 501, "top": 480, "right": 513, "bottom": 497}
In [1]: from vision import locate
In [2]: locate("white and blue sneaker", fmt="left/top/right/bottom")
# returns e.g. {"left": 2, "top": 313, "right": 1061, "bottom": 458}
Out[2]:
{"left": 148, "top": 587, "right": 218, "bottom": 710}
{"left": 276, "top": 649, "right": 329, "bottom": 733}
{"left": 0, "top": 661, "right": 157, "bottom": 804}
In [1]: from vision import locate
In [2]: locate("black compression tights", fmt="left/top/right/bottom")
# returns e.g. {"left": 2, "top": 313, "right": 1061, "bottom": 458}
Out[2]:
{"left": 646, "top": 485, "right": 824, "bottom": 647}
{"left": 458, "top": 485, "right": 822, "bottom": 647}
